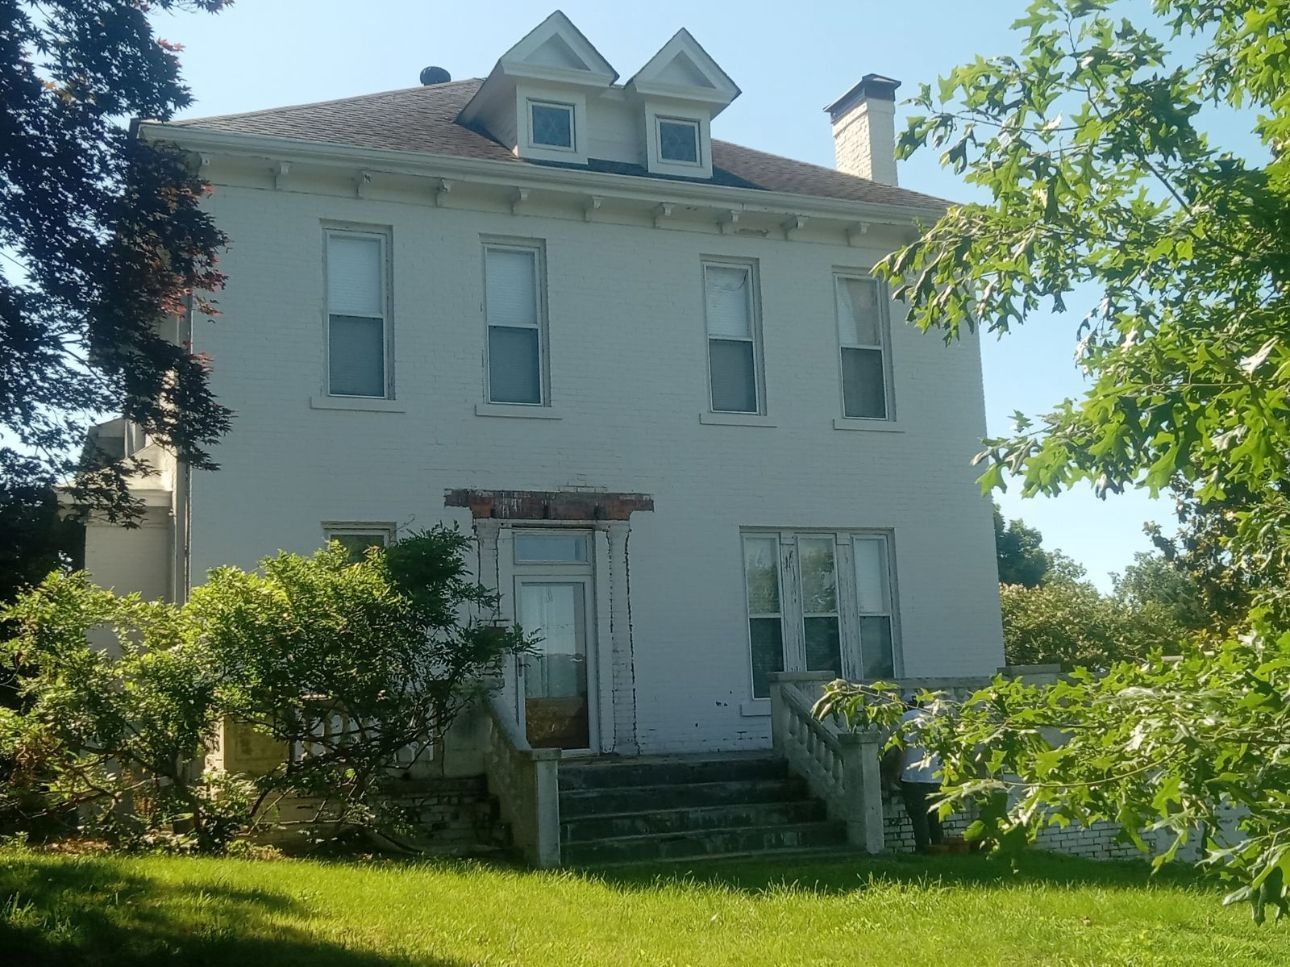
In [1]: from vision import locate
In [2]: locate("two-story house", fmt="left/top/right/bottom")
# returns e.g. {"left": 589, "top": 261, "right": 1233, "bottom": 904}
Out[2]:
{"left": 81, "top": 12, "right": 1004, "bottom": 861}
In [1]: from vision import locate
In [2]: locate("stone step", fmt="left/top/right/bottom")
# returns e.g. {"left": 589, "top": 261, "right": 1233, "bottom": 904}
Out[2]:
{"left": 558, "top": 755, "right": 787, "bottom": 791}
{"left": 559, "top": 776, "right": 809, "bottom": 818}
{"left": 561, "top": 821, "right": 848, "bottom": 866}
{"left": 561, "top": 799, "right": 827, "bottom": 842}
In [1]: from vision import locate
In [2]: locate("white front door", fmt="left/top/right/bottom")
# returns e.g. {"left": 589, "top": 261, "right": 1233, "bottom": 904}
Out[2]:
{"left": 516, "top": 577, "right": 597, "bottom": 751}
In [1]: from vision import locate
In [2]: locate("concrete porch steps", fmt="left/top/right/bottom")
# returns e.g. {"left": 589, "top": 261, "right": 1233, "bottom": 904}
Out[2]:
{"left": 558, "top": 754, "right": 844, "bottom": 865}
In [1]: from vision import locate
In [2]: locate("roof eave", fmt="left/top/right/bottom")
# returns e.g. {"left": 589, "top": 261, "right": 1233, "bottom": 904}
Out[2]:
{"left": 140, "top": 121, "right": 948, "bottom": 224}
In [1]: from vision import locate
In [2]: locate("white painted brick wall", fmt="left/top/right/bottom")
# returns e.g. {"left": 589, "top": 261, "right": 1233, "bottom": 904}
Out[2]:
{"left": 186, "top": 173, "right": 1004, "bottom": 755}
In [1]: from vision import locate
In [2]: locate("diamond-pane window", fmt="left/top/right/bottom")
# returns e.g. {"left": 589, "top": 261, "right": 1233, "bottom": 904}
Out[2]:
{"left": 530, "top": 102, "right": 574, "bottom": 149}
{"left": 659, "top": 118, "right": 700, "bottom": 164}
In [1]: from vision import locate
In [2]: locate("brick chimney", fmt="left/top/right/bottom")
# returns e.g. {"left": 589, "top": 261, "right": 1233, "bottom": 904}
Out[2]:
{"left": 826, "top": 74, "right": 900, "bottom": 186}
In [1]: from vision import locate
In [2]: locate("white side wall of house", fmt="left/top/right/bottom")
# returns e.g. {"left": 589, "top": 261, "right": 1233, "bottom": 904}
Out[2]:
{"left": 184, "top": 173, "right": 1003, "bottom": 754}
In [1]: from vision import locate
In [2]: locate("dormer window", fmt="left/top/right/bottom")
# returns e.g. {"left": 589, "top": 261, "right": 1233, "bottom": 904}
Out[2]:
{"left": 658, "top": 117, "right": 700, "bottom": 165}
{"left": 529, "top": 100, "right": 575, "bottom": 150}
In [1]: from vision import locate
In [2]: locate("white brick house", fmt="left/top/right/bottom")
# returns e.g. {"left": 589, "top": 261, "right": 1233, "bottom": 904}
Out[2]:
{"left": 86, "top": 12, "right": 1003, "bottom": 773}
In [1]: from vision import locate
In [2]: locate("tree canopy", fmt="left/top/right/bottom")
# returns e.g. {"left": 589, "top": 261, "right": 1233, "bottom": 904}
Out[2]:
{"left": 2, "top": 1, "right": 231, "bottom": 522}
{"left": 825, "top": 0, "right": 1290, "bottom": 921}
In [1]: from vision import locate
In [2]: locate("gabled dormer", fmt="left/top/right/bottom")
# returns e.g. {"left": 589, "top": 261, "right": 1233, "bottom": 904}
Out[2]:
{"left": 625, "top": 29, "right": 740, "bottom": 180}
{"left": 458, "top": 12, "right": 740, "bottom": 180}
{"left": 458, "top": 11, "right": 618, "bottom": 166}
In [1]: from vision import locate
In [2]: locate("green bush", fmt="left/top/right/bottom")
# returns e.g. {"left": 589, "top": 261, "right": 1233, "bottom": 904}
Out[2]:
{"left": 0, "top": 526, "right": 527, "bottom": 852}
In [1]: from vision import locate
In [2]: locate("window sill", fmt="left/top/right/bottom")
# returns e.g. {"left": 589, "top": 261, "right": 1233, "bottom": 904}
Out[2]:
{"left": 833, "top": 418, "right": 903, "bottom": 433}
{"left": 310, "top": 395, "right": 406, "bottom": 413}
{"left": 740, "top": 699, "right": 771, "bottom": 717}
{"left": 699, "top": 412, "right": 777, "bottom": 428}
{"left": 475, "top": 403, "right": 562, "bottom": 420}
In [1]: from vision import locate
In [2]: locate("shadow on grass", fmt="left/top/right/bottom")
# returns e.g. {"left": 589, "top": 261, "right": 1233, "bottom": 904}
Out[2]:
{"left": 574, "top": 849, "right": 1220, "bottom": 898}
{"left": 0, "top": 855, "right": 463, "bottom": 967}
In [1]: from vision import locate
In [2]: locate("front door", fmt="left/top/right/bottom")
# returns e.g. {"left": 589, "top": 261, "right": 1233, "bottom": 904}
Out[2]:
{"left": 516, "top": 578, "right": 596, "bottom": 751}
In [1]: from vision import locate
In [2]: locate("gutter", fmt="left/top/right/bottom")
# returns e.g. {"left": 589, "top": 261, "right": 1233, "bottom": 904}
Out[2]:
{"left": 136, "top": 122, "right": 948, "bottom": 227}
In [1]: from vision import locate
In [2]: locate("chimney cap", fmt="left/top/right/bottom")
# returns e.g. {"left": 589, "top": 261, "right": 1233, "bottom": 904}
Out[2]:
{"left": 824, "top": 73, "right": 901, "bottom": 122}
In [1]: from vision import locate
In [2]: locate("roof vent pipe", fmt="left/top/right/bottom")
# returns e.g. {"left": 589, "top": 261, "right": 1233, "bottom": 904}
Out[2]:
{"left": 420, "top": 66, "right": 452, "bottom": 86}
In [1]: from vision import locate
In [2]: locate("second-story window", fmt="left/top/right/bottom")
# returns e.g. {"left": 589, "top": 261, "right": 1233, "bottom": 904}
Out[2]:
{"left": 485, "top": 242, "right": 546, "bottom": 405}
{"left": 326, "top": 230, "right": 389, "bottom": 398}
{"left": 835, "top": 274, "right": 890, "bottom": 420}
{"left": 529, "top": 100, "right": 575, "bottom": 150}
{"left": 704, "top": 261, "right": 762, "bottom": 414}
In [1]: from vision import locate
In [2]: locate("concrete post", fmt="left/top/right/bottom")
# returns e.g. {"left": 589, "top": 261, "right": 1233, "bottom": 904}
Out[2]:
{"left": 530, "top": 748, "right": 562, "bottom": 868}
{"left": 839, "top": 729, "right": 885, "bottom": 853}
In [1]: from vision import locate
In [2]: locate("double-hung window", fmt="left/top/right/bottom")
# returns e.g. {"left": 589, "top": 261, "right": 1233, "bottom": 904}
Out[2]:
{"left": 484, "top": 243, "right": 546, "bottom": 405}
{"left": 853, "top": 535, "right": 897, "bottom": 678}
{"left": 741, "top": 530, "right": 900, "bottom": 698}
{"left": 326, "top": 230, "right": 389, "bottom": 398}
{"left": 742, "top": 536, "right": 786, "bottom": 699}
{"left": 835, "top": 274, "right": 890, "bottom": 419}
{"left": 704, "top": 261, "right": 761, "bottom": 413}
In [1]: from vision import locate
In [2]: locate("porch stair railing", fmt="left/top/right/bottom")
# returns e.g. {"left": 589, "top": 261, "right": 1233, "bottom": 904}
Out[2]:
{"left": 483, "top": 691, "right": 561, "bottom": 867}
{"left": 768, "top": 672, "right": 884, "bottom": 853}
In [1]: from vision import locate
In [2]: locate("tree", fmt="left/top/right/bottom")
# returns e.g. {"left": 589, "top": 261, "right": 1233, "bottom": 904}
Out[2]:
{"left": 1, "top": 528, "right": 527, "bottom": 852}
{"left": 993, "top": 505, "right": 1052, "bottom": 587}
{"left": 1112, "top": 549, "right": 1207, "bottom": 633}
{"left": 822, "top": 0, "right": 1290, "bottom": 920}
{"left": 2, "top": 1, "right": 232, "bottom": 522}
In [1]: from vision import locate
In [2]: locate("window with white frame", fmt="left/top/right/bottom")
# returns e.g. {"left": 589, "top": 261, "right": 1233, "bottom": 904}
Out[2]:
{"left": 326, "top": 230, "right": 389, "bottom": 398}
{"left": 484, "top": 242, "right": 546, "bottom": 405}
{"left": 741, "top": 530, "right": 899, "bottom": 698}
{"left": 853, "top": 535, "right": 897, "bottom": 678}
{"left": 324, "top": 524, "right": 394, "bottom": 560}
{"left": 704, "top": 261, "right": 762, "bottom": 414}
{"left": 742, "top": 535, "right": 785, "bottom": 699}
{"left": 835, "top": 274, "right": 890, "bottom": 419}
{"left": 529, "top": 100, "right": 575, "bottom": 150}
{"left": 658, "top": 117, "right": 701, "bottom": 165}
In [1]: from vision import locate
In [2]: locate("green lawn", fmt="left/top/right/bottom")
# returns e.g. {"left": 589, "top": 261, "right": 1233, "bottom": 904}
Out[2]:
{"left": 2, "top": 848, "right": 1287, "bottom": 966}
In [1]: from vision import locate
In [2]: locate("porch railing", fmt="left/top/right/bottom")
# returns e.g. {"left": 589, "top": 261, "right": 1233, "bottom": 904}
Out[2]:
{"left": 769, "top": 672, "right": 884, "bottom": 853}
{"left": 483, "top": 691, "right": 561, "bottom": 867}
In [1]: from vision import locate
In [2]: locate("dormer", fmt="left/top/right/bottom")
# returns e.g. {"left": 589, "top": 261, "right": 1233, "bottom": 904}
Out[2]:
{"left": 458, "top": 11, "right": 618, "bottom": 166}
{"left": 625, "top": 29, "right": 740, "bottom": 180}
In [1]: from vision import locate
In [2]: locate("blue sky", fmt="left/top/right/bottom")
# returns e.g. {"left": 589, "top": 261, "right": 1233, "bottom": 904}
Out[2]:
{"left": 151, "top": 0, "right": 1251, "bottom": 589}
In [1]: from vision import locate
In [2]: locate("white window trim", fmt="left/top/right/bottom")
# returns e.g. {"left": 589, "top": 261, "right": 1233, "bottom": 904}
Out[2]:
{"left": 322, "top": 522, "right": 396, "bottom": 547}
{"left": 324, "top": 226, "right": 392, "bottom": 401}
{"left": 527, "top": 99, "right": 576, "bottom": 151}
{"left": 702, "top": 258, "right": 765, "bottom": 416}
{"left": 834, "top": 271, "right": 895, "bottom": 423}
{"left": 740, "top": 528, "right": 902, "bottom": 701}
{"left": 482, "top": 239, "right": 550, "bottom": 408}
{"left": 515, "top": 86, "right": 589, "bottom": 165}
{"left": 644, "top": 102, "right": 713, "bottom": 178}
{"left": 656, "top": 116, "right": 702, "bottom": 167}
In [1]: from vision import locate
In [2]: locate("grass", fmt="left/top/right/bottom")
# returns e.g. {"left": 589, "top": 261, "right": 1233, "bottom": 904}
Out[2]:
{"left": 2, "top": 847, "right": 1288, "bottom": 966}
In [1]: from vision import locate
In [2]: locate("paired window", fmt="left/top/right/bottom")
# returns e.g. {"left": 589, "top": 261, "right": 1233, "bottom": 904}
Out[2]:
{"left": 484, "top": 243, "right": 547, "bottom": 405}
{"left": 741, "top": 530, "right": 899, "bottom": 698}
{"left": 326, "top": 230, "right": 389, "bottom": 398}
{"left": 835, "top": 274, "right": 890, "bottom": 420}
{"left": 324, "top": 524, "right": 394, "bottom": 559}
{"left": 658, "top": 117, "right": 701, "bottom": 165}
{"left": 703, "top": 261, "right": 762, "bottom": 414}
{"left": 529, "top": 100, "right": 575, "bottom": 150}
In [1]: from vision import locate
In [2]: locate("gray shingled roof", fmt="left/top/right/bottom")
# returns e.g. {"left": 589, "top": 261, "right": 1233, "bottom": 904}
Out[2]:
{"left": 173, "top": 78, "right": 948, "bottom": 210}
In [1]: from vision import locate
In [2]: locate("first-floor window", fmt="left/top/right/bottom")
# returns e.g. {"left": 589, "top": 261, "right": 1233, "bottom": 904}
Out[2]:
{"left": 742, "top": 535, "right": 785, "bottom": 699}
{"left": 741, "top": 529, "right": 899, "bottom": 697}
{"left": 324, "top": 524, "right": 394, "bottom": 560}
